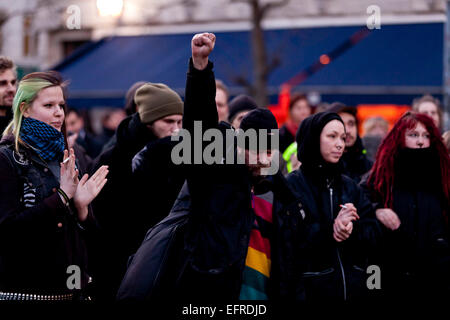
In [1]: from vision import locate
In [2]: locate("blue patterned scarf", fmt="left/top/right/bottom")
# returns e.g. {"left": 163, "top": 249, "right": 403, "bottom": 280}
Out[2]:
{"left": 20, "top": 117, "right": 65, "bottom": 162}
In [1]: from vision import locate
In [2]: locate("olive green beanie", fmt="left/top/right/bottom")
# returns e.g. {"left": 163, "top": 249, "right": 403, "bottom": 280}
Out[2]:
{"left": 135, "top": 83, "right": 183, "bottom": 124}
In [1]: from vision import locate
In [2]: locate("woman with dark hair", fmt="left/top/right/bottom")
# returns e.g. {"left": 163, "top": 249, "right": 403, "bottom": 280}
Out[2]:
{"left": 364, "top": 111, "right": 450, "bottom": 299}
{"left": 0, "top": 71, "right": 108, "bottom": 301}
{"left": 279, "top": 93, "right": 312, "bottom": 153}
{"left": 280, "top": 112, "right": 381, "bottom": 301}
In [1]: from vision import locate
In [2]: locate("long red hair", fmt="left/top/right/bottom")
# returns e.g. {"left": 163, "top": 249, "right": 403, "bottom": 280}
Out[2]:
{"left": 368, "top": 111, "right": 450, "bottom": 209}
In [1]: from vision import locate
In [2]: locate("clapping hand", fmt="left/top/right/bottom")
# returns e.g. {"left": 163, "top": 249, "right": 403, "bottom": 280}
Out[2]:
{"left": 74, "top": 165, "right": 109, "bottom": 221}
{"left": 59, "top": 148, "right": 78, "bottom": 200}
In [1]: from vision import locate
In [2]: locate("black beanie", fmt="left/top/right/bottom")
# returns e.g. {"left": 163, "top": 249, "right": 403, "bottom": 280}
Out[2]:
{"left": 240, "top": 108, "right": 278, "bottom": 132}
{"left": 239, "top": 108, "right": 278, "bottom": 151}
{"left": 228, "top": 95, "right": 258, "bottom": 123}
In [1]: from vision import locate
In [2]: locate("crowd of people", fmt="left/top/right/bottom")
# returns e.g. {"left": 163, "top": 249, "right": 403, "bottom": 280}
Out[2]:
{"left": 0, "top": 32, "right": 449, "bottom": 303}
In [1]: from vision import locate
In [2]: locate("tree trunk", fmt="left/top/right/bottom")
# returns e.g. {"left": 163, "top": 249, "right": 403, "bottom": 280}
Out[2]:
{"left": 250, "top": 0, "right": 269, "bottom": 107}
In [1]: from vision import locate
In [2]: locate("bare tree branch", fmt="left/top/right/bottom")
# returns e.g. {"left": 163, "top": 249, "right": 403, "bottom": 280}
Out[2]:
{"left": 267, "top": 55, "right": 281, "bottom": 76}
{"left": 233, "top": 75, "right": 255, "bottom": 96}
{"left": 156, "top": 0, "right": 197, "bottom": 12}
{"left": 230, "top": 0, "right": 251, "bottom": 4}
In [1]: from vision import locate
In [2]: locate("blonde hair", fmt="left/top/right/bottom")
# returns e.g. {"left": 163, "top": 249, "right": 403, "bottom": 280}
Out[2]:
{"left": 362, "top": 116, "right": 389, "bottom": 136}
{"left": 412, "top": 94, "right": 443, "bottom": 130}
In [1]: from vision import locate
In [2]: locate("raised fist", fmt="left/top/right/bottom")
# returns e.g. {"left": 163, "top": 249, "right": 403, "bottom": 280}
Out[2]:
{"left": 191, "top": 33, "right": 216, "bottom": 70}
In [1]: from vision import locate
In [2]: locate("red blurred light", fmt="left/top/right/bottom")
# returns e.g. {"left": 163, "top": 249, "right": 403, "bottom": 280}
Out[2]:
{"left": 319, "top": 54, "right": 330, "bottom": 65}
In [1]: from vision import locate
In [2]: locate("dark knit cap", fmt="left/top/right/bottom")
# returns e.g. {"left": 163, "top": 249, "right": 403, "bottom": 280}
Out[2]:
{"left": 135, "top": 83, "right": 183, "bottom": 124}
{"left": 240, "top": 108, "right": 278, "bottom": 132}
{"left": 228, "top": 95, "right": 258, "bottom": 123}
{"left": 239, "top": 108, "right": 278, "bottom": 151}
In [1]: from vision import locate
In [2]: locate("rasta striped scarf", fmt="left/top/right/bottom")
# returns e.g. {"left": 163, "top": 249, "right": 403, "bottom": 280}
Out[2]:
{"left": 20, "top": 117, "right": 65, "bottom": 162}
{"left": 239, "top": 191, "right": 273, "bottom": 300}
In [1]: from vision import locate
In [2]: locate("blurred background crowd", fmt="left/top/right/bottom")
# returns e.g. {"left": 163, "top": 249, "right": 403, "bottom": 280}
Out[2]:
{"left": 0, "top": 0, "right": 449, "bottom": 153}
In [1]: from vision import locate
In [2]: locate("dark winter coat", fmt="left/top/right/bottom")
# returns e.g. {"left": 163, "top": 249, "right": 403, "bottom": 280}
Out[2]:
{"left": 0, "top": 136, "right": 96, "bottom": 294}
{"left": 90, "top": 113, "right": 184, "bottom": 301}
{"left": 279, "top": 124, "right": 295, "bottom": 153}
{"left": 362, "top": 147, "right": 450, "bottom": 299}
{"left": 0, "top": 109, "right": 12, "bottom": 136}
{"left": 340, "top": 136, "right": 373, "bottom": 183}
{"left": 174, "top": 59, "right": 298, "bottom": 301}
{"left": 131, "top": 135, "right": 185, "bottom": 230}
{"left": 75, "top": 129, "right": 103, "bottom": 159}
{"left": 280, "top": 112, "right": 382, "bottom": 301}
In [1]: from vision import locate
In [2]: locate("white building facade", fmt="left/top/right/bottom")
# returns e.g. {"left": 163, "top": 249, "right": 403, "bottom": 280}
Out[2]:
{"left": 0, "top": 0, "right": 447, "bottom": 70}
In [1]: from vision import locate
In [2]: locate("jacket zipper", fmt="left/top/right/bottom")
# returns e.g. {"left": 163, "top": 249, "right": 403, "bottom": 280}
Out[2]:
{"left": 328, "top": 182, "right": 347, "bottom": 301}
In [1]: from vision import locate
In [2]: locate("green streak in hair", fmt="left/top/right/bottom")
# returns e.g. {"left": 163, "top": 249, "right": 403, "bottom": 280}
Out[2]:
{"left": 3, "top": 78, "right": 56, "bottom": 152}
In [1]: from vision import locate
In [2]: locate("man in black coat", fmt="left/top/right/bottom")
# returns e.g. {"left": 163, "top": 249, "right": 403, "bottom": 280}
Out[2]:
{"left": 169, "top": 33, "right": 298, "bottom": 301}
{"left": 89, "top": 83, "right": 185, "bottom": 301}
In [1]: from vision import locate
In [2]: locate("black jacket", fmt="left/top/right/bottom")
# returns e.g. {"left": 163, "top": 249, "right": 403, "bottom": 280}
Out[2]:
{"left": 0, "top": 109, "right": 12, "bottom": 136}
{"left": 341, "top": 136, "right": 373, "bottom": 183}
{"left": 0, "top": 136, "right": 96, "bottom": 294}
{"left": 131, "top": 135, "right": 185, "bottom": 230}
{"left": 280, "top": 112, "right": 381, "bottom": 301}
{"left": 279, "top": 124, "right": 295, "bottom": 153}
{"left": 284, "top": 169, "right": 381, "bottom": 300}
{"left": 90, "top": 113, "right": 184, "bottom": 301}
{"left": 175, "top": 59, "right": 298, "bottom": 301}
{"left": 75, "top": 129, "right": 103, "bottom": 159}
{"left": 361, "top": 147, "right": 450, "bottom": 299}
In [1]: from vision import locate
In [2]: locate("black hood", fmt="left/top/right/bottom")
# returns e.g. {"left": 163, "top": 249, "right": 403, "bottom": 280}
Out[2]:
{"left": 296, "top": 112, "right": 344, "bottom": 166}
{"left": 295, "top": 112, "right": 345, "bottom": 182}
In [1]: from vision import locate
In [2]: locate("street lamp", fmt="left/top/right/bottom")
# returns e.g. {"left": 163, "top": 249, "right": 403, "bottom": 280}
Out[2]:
{"left": 96, "top": 0, "right": 124, "bottom": 17}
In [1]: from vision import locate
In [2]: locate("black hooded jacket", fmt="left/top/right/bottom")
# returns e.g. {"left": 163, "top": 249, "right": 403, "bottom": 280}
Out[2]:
{"left": 282, "top": 112, "right": 382, "bottom": 301}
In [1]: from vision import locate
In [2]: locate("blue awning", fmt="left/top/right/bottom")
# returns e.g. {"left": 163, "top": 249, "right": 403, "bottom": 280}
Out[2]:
{"left": 54, "top": 22, "right": 444, "bottom": 108}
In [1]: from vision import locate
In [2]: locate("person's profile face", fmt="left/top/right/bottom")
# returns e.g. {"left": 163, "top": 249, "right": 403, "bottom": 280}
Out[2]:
{"left": 148, "top": 114, "right": 182, "bottom": 139}
{"left": 215, "top": 88, "right": 228, "bottom": 122}
{"left": 417, "top": 102, "right": 440, "bottom": 129}
{"left": 290, "top": 99, "right": 311, "bottom": 125}
{"left": 0, "top": 69, "right": 17, "bottom": 107}
{"left": 65, "top": 111, "right": 84, "bottom": 134}
{"left": 338, "top": 112, "right": 357, "bottom": 148}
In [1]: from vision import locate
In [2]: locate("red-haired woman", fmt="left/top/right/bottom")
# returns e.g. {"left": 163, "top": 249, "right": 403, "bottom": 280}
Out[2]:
{"left": 363, "top": 111, "right": 450, "bottom": 299}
